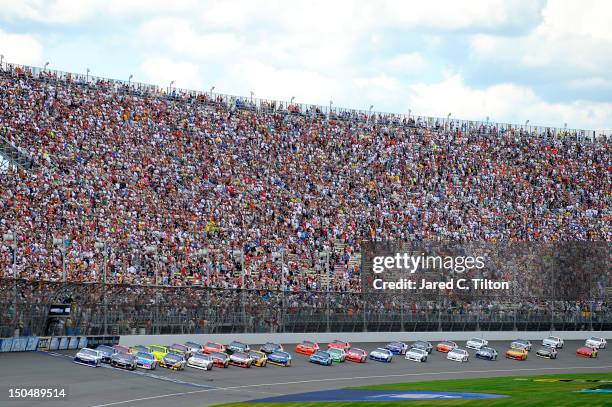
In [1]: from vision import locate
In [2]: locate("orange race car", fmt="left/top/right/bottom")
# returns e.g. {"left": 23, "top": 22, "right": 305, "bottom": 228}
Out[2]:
{"left": 506, "top": 347, "right": 529, "bottom": 360}
{"left": 435, "top": 341, "right": 458, "bottom": 353}
{"left": 346, "top": 347, "right": 368, "bottom": 363}
{"left": 328, "top": 340, "right": 351, "bottom": 351}
{"left": 203, "top": 341, "right": 226, "bottom": 354}
{"left": 295, "top": 340, "right": 319, "bottom": 356}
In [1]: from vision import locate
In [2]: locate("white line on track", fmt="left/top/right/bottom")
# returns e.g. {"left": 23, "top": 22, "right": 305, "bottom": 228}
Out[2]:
{"left": 88, "top": 364, "right": 612, "bottom": 407}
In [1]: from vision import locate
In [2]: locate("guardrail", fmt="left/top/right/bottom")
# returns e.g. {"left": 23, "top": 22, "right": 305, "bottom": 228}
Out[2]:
{"left": 0, "top": 335, "right": 120, "bottom": 353}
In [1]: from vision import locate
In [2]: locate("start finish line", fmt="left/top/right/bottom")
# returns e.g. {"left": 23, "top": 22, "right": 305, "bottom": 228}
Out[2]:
{"left": 252, "top": 389, "right": 508, "bottom": 402}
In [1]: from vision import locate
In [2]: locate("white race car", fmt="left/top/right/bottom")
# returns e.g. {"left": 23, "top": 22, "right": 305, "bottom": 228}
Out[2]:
{"left": 405, "top": 347, "right": 428, "bottom": 362}
{"left": 187, "top": 352, "right": 214, "bottom": 370}
{"left": 447, "top": 348, "right": 469, "bottom": 362}
{"left": 369, "top": 348, "right": 393, "bottom": 363}
{"left": 585, "top": 337, "right": 607, "bottom": 349}
{"left": 73, "top": 348, "right": 102, "bottom": 367}
{"left": 542, "top": 336, "right": 564, "bottom": 349}
{"left": 466, "top": 337, "right": 488, "bottom": 350}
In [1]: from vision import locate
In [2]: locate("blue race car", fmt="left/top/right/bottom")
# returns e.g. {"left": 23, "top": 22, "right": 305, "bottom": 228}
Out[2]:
{"left": 369, "top": 348, "right": 393, "bottom": 363}
{"left": 475, "top": 346, "right": 498, "bottom": 361}
{"left": 96, "top": 345, "right": 115, "bottom": 363}
{"left": 309, "top": 350, "right": 333, "bottom": 366}
{"left": 268, "top": 350, "right": 292, "bottom": 366}
{"left": 385, "top": 341, "right": 408, "bottom": 355}
{"left": 135, "top": 351, "right": 157, "bottom": 370}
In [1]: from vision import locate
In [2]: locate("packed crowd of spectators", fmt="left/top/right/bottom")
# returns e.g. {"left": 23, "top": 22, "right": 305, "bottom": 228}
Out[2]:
{"left": 0, "top": 64, "right": 610, "bottom": 303}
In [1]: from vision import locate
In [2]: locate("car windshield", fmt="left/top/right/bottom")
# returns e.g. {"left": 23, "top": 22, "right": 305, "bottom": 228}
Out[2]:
{"left": 97, "top": 345, "right": 113, "bottom": 353}
{"left": 165, "top": 353, "right": 182, "bottom": 362}
{"left": 314, "top": 351, "right": 329, "bottom": 357}
{"left": 272, "top": 351, "right": 289, "bottom": 357}
{"left": 349, "top": 348, "right": 365, "bottom": 354}
{"left": 328, "top": 348, "right": 341, "bottom": 354}
{"left": 481, "top": 347, "right": 493, "bottom": 352}
{"left": 389, "top": 342, "right": 401, "bottom": 346}
{"left": 207, "top": 342, "right": 220, "bottom": 348}
{"left": 375, "top": 348, "right": 389, "bottom": 353}
{"left": 471, "top": 338, "right": 483, "bottom": 343}
{"left": 456, "top": 350, "right": 467, "bottom": 355}
{"left": 172, "top": 344, "right": 187, "bottom": 350}
{"left": 186, "top": 342, "right": 200, "bottom": 348}
{"left": 81, "top": 349, "right": 98, "bottom": 356}
{"left": 211, "top": 352, "right": 227, "bottom": 359}
{"left": 136, "top": 352, "right": 154, "bottom": 359}
{"left": 303, "top": 341, "right": 314, "bottom": 346}
{"left": 194, "top": 354, "right": 211, "bottom": 361}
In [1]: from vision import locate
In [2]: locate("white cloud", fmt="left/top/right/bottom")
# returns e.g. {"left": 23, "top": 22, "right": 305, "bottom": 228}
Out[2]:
{"left": 381, "top": 53, "right": 427, "bottom": 75}
{"left": 406, "top": 74, "right": 612, "bottom": 129}
{"left": 0, "top": 29, "right": 43, "bottom": 65}
{"left": 140, "top": 57, "right": 202, "bottom": 89}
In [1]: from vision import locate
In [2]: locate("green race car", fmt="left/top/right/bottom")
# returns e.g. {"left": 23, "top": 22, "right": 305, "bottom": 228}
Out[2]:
{"left": 327, "top": 347, "right": 346, "bottom": 363}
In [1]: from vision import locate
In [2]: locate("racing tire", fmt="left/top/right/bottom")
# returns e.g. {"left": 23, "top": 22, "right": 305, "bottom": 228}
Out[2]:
{"left": 224, "top": 362, "right": 229, "bottom": 368}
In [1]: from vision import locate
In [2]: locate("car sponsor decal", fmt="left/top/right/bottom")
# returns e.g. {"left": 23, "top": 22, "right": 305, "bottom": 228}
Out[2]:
{"left": 251, "top": 389, "right": 507, "bottom": 402}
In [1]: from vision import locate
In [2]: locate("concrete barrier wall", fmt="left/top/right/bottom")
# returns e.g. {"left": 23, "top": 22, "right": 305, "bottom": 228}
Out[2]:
{"left": 118, "top": 331, "right": 611, "bottom": 347}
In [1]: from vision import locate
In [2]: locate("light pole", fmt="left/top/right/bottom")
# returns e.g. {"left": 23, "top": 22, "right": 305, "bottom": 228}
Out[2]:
{"left": 290, "top": 96, "right": 295, "bottom": 104}
{"left": 145, "top": 244, "right": 159, "bottom": 333}
{"left": 3, "top": 231, "right": 17, "bottom": 333}
{"left": 43, "top": 61, "right": 49, "bottom": 71}
{"left": 233, "top": 249, "right": 246, "bottom": 332}
{"left": 53, "top": 237, "right": 67, "bottom": 281}
{"left": 169, "top": 80, "right": 175, "bottom": 94}
{"left": 319, "top": 250, "right": 331, "bottom": 332}
{"left": 250, "top": 91, "right": 254, "bottom": 103}
{"left": 210, "top": 86, "right": 215, "bottom": 99}
{"left": 86, "top": 68, "right": 90, "bottom": 83}
{"left": 447, "top": 112, "right": 452, "bottom": 128}
{"left": 408, "top": 109, "right": 411, "bottom": 120}
{"left": 329, "top": 100, "right": 333, "bottom": 118}
{"left": 273, "top": 250, "right": 285, "bottom": 332}
{"left": 0, "top": 54, "right": 4, "bottom": 68}
{"left": 95, "top": 241, "right": 109, "bottom": 335}
{"left": 128, "top": 74, "right": 133, "bottom": 86}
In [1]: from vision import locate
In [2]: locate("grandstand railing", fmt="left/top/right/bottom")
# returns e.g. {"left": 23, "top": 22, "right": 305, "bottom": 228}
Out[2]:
{"left": 1, "top": 279, "right": 609, "bottom": 337}
{"left": 1, "top": 61, "right": 607, "bottom": 143}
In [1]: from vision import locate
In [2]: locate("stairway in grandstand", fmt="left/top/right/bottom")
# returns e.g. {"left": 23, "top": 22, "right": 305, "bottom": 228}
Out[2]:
{"left": 0, "top": 133, "right": 37, "bottom": 170}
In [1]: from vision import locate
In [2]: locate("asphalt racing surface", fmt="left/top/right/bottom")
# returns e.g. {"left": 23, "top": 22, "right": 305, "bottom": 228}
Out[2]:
{"left": 0, "top": 341, "right": 610, "bottom": 407}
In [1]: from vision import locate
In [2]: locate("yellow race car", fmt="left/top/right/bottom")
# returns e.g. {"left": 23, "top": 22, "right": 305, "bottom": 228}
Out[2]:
{"left": 148, "top": 345, "right": 169, "bottom": 362}
{"left": 506, "top": 347, "right": 528, "bottom": 361}
{"left": 248, "top": 350, "right": 268, "bottom": 367}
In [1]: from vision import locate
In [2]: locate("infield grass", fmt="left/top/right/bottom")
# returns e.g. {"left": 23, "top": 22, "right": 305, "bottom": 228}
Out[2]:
{"left": 217, "top": 372, "right": 612, "bottom": 406}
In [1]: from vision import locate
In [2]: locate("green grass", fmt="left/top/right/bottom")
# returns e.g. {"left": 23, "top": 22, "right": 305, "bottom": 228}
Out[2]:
{"left": 217, "top": 372, "right": 612, "bottom": 406}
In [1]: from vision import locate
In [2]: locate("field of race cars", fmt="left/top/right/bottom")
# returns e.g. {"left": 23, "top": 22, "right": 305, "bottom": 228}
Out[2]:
{"left": 1, "top": 337, "right": 610, "bottom": 407}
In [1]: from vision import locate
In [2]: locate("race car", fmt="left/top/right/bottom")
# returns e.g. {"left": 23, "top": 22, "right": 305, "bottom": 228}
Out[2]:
{"left": 159, "top": 352, "right": 186, "bottom": 370}
{"left": 411, "top": 341, "right": 433, "bottom": 354}
{"left": 203, "top": 342, "right": 226, "bottom": 354}
{"left": 327, "top": 340, "right": 351, "bottom": 351}
{"left": 248, "top": 350, "right": 268, "bottom": 367}
{"left": 536, "top": 347, "right": 558, "bottom": 359}
{"left": 436, "top": 341, "right": 458, "bottom": 353}
{"left": 73, "top": 348, "right": 102, "bottom": 367}
{"left": 260, "top": 342, "right": 283, "bottom": 354}
{"left": 229, "top": 351, "right": 253, "bottom": 368}
{"left": 585, "top": 337, "right": 607, "bottom": 349}
{"left": 510, "top": 339, "right": 532, "bottom": 351}
{"left": 184, "top": 341, "right": 204, "bottom": 354}
{"left": 327, "top": 347, "right": 346, "bottom": 363}
{"left": 148, "top": 344, "right": 169, "bottom": 361}
{"left": 134, "top": 351, "right": 157, "bottom": 370}
{"left": 309, "top": 350, "right": 333, "bottom": 366}
{"left": 369, "top": 348, "right": 393, "bottom": 363}
{"left": 187, "top": 352, "right": 214, "bottom": 370}
{"left": 210, "top": 352, "right": 230, "bottom": 368}
{"left": 542, "top": 336, "right": 564, "bottom": 349}
{"left": 95, "top": 345, "right": 115, "bottom": 363}
{"left": 111, "top": 352, "right": 137, "bottom": 370}
{"left": 296, "top": 340, "right": 320, "bottom": 356}
{"left": 346, "top": 347, "right": 367, "bottom": 363}
{"left": 169, "top": 343, "right": 192, "bottom": 359}
{"left": 404, "top": 347, "right": 428, "bottom": 363}
{"left": 576, "top": 346, "right": 598, "bottom": 358}
{"left": 268, "top": 350, "right": 292, "bottom": 366}
{"left": 385, "top": 341, "right": 408, "bottom": 355}
{"left": 447, "top": 348, "right": 469, "bottom": 362}
{"left": 227, "top": 341, "right": 250, "bottom": 354}
{"left": 506, "top": 347, "right": 529, "bottom": 360}
{"left": 129, "top": 345, "right": 149, "bottom": 355}
{"left": 475, "top": 346, "right": 498, "bottom": 361}
{"left": 113, "top": 344, "right": 130, "bottom": 354}
{"left": 466, "top": 337, "right": 488, "bottom": 350}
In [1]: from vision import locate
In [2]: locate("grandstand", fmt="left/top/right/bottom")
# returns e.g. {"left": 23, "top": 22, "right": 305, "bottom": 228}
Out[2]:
{"left": 0, "top": 61, "right": 610, "bottom": 337}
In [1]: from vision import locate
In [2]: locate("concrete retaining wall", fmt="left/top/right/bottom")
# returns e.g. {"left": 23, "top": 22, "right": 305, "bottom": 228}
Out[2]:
{"left": 118, "top": 331, "right": 611, "bottom": 347}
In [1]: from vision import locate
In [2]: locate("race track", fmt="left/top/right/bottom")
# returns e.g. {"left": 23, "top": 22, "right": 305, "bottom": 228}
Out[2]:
{"left": 0, "top": 340, "right": 610, "bottom": 407}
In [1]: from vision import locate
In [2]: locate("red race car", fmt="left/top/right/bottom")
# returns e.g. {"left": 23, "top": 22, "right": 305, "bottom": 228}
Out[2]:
{"left": 435, "top": 341, "right": 457, "bottom": 353}
{"left": 346, "top": 347, "right": 367, "bottom": 363}
{"left": 203, "top": 341, "right": 226, "bottom": 354}
{"left": 576, "top": 346, "right": 598, "bottom": 358}
{"left": 328, "top": 340, "right": 351, "bottom": 351}
{"left": 295, "top": 340, "right": 319, "bottom": 356}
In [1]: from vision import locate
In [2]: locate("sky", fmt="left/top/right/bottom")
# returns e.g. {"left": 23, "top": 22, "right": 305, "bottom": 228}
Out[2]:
{"left": 0, "top": 0, "right": 611, "bottom": 131}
